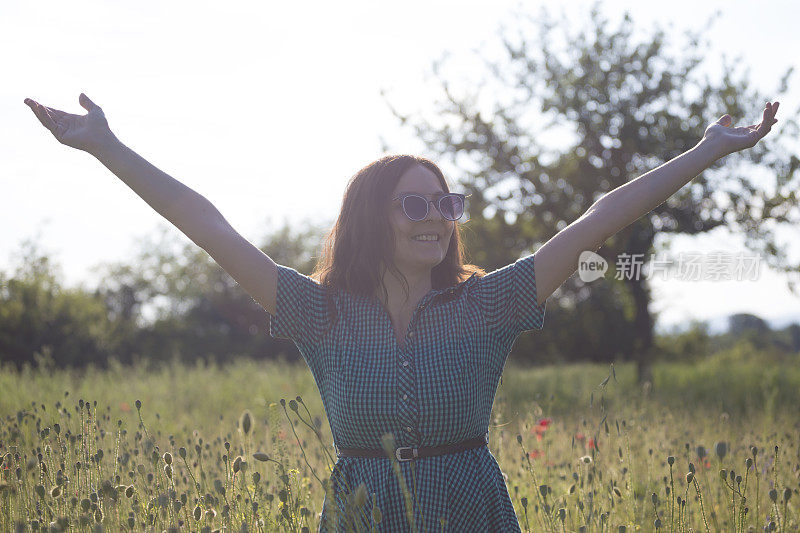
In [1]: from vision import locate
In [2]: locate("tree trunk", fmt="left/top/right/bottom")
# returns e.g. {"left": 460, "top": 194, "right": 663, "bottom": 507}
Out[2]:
{"left": 629, "top": 277, "right": 655, "bottom": 385}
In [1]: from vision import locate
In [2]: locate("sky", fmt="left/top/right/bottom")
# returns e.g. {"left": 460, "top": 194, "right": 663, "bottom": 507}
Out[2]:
{"left": 3, "top": 0, "right": 799, "bottom": 332}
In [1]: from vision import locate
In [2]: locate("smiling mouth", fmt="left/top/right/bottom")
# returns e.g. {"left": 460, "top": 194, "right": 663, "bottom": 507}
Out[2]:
{"left": 411, "top": 236, "right": 439, "bottom": 243}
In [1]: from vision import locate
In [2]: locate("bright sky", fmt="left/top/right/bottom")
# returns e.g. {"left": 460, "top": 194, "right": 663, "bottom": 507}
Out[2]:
{"left": 3, "top": 0, "right": 799, "bottom": 332}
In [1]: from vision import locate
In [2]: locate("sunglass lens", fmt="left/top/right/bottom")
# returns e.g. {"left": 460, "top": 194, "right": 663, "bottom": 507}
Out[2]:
{"left": 439, "top": 195, "right": 463, "bottom": 220}
{"left": 403, "top": 196, "right": 428, "bottom": 220}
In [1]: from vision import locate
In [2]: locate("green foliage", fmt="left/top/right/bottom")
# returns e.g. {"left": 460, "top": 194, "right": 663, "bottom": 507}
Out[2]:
{"left": 383, "top": 0, "right": 800, "bottom": 373}
{"left": 0, "top": 239, "right": 114, "bottom": 369}
{"left": 1, "top": 219, "right": 326, "bottom": 369}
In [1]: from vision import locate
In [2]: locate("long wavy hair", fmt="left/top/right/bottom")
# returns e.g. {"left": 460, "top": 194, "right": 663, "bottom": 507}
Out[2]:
{"left": 311, "top": 155, "right": 485, "bottom": 305}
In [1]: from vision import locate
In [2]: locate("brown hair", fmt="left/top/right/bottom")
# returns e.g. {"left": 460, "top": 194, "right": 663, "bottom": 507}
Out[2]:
{"left": 311, "top": 154, "right": 485, "bottom": 305}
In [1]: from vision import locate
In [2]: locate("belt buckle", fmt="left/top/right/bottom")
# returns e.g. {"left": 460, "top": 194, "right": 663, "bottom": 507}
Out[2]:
{"left": 395, "top": 446, "right": 418, "bottom": 462}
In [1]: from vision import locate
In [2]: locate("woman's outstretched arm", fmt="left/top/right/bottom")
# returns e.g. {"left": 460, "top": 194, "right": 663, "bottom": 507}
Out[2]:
{"left": 24, "top": 93, "right": 278, "bottom": 315}
{"left": 532, "top": 102, "right": 780, "bottom": 305}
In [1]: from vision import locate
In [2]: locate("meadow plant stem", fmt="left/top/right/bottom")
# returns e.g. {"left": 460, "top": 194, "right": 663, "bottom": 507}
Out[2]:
{"left": 280, "top": 403, "right": 325, "bottom": 488}
{"left": 754, "top": 454, "right": 760, "bottom": 529}
{"left": 669, "top": 462, "right": 675, "bottom": 532}
{"left": 297, "top": 398, "right": 338, "bottom": 469}
{"left": 517, "top": 439, "right": 552, "bottom": 532}
{"left": 691, "top": 477, "right": 710, "bottom": 533}
{"left": 623, "top": 431, "right": 638, "bottom": 524}
{"left": 738, "top": 468, "right": 750, "bottom": 533}
{"left": 180, "top": 454, "right": 203, "bottom": 504}
{"left": 773, "top": 446, "right": 781, "bottom": 532}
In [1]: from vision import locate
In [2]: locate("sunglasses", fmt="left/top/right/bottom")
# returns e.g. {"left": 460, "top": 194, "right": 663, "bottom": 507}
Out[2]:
{"left": 391, "top": 193, "right": 470, "bottom": 222}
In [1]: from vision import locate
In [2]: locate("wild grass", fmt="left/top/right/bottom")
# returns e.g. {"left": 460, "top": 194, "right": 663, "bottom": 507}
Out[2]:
{"left": 0, "top": 348, "right": 797, "bottom": 532}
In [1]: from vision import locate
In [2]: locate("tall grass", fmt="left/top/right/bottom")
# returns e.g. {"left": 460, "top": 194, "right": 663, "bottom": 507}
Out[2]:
{"left": 0, "top": 348, "right": 797, "bottom": 531}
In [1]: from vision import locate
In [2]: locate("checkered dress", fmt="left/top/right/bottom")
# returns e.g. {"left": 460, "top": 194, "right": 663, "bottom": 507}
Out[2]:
{"left": 269, "top": 254, "right": 547, "bottom": 532}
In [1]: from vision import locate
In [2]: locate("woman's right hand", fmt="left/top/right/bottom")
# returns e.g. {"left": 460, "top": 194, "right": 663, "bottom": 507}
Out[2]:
{"left": 24, "top": 93, "right": 115, "bottom": 154}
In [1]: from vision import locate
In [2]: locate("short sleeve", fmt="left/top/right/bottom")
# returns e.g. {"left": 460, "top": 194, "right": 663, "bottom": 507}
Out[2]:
{"left": 268, "top": 264, "right": 331, "bottom": 347}
{"left": 472, "top": 253, "right": 547, "bottom": 338}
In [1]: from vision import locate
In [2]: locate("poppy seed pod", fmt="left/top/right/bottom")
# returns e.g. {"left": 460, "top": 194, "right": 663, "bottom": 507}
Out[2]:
{"left": 696, "top": 446, "right": 706, "bottom": 459}
{"left": 163, "top": 452, "right": 172, "bottom": 465}
{"left": 164, "top": 464, "right": 172, "bottom": 479}
{"left": 686, "top": 472, "right": 694, "bottom": 484}
{"left": 714, "top": 441, "right": 727, "bottom": 460}
{"left": 240, "top": 411, "right": 252, "bottom": 436}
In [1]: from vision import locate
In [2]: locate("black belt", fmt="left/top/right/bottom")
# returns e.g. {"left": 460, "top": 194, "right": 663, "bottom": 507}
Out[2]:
{"left": 335, "top": 432, "right": 489, "bottom": 462}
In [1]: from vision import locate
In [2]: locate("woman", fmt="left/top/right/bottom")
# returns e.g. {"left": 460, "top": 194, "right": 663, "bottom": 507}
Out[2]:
{"left": 24, "top": 93, "right": 778, "bottom": 531}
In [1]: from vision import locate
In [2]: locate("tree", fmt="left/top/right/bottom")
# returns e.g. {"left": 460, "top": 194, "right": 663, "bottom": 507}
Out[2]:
{"left": 382, "top": 1, "right": 800, "bottom": 381}
{"left": 727, "top": 313, "right": 770, "bottom": 336}
{"left": 0, "top": 239, "right": 113, "bottom": 369}
{"left": 94, "top": 217, "right": 326, "bottom": 365}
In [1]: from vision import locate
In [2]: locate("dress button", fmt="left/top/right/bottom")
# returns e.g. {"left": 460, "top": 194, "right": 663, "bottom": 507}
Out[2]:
{"left": 408, "top": 331, "right": 415, "bottom": 339}
{"left": 405, "top": 426, "right": 413, "bottom": 433}
{"left": 402, "top": 394, "right": 408, "bottom": 401}
{"left": 402, "top": 360, "right": 409, "bottom": 367}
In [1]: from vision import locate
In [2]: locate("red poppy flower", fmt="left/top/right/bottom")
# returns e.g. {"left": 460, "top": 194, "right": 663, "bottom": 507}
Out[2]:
{"left": 574, "top": 432, "right": 586, "bottom": 442}
{"left": 528, "top": 449, "right": 544, "bottom": 459}
{"left": 537, "top": 418, "right": 552, "bottom": 428}
{"left": 588, "top": 437, "right": 597, "bottom": 450}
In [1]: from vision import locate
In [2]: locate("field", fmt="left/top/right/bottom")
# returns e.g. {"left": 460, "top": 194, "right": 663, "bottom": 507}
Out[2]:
{"left": 0, "top": 348, "right": 798, "bottom": 532}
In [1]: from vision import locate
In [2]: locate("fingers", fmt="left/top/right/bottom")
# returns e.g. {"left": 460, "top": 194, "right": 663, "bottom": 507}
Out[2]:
{"left": 79, "top": 92, "right": 99, "bottom": 113}
{"left": 24, "top": 98, "right": 57, "bottom": 133}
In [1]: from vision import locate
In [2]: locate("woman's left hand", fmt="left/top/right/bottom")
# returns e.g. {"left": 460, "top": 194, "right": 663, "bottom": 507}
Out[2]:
{"left": 702, "top": 101, "right": 779, "bottom": 158}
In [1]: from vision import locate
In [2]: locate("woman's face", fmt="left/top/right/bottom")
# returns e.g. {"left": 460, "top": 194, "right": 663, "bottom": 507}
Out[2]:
{"left": 386, "top": 164, "right": 455, "bottom": 276}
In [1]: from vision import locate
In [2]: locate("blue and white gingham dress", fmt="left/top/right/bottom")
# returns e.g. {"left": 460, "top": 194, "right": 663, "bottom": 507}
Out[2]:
{"left": 268, "top": 254, "right": 547, "bottom": 532}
